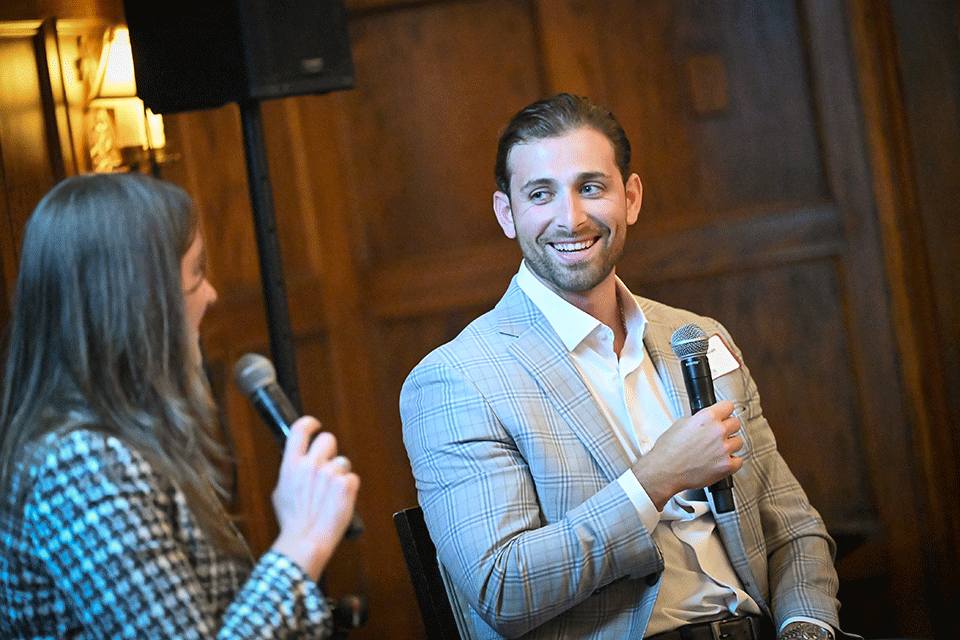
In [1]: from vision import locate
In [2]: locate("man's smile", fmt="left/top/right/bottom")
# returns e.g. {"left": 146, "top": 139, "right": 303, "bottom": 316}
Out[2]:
{"left": 548, "top": 236, "right": 600, "bottom": 254}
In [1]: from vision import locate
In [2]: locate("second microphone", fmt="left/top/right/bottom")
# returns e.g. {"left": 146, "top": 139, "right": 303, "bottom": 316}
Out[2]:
{"left": 233, "top": 352, "right": 365, "bottom": 539}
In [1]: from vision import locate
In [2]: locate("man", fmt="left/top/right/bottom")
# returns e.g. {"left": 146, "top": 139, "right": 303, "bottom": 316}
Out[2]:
{"left": 400, "top": 94, "right": 850, "bottom": 640}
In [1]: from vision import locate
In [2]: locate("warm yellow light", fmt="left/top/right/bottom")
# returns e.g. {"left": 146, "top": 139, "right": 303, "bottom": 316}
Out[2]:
{"left": 144, "top": 108, "right": 165, "bottom": 149}
{"left": 93, "top": 26, "right": 137, "bottom": 99}
{"left": 85, "top": 24, "right": 169, "bottom": 172}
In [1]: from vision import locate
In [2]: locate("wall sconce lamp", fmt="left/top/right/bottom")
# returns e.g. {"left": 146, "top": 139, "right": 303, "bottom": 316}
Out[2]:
{"left": 85, "top": 25, "right": 174, "bottom": 174}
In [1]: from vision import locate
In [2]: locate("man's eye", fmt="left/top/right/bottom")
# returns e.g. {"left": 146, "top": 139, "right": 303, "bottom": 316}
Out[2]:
{"left": 530, "top": 190, "right": 550, "bottom": 202}
{"left": 582, "top": 183, "right": 603, "bottom": 195}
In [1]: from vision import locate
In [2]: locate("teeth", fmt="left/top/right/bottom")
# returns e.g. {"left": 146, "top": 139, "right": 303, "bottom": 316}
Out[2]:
{"left": 553, "top": 239, "right": 595, "bottom": 252}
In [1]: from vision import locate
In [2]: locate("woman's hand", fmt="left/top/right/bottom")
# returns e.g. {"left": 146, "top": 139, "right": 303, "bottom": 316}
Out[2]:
{"left": 269, "top": 416, "right": 360, "bottom": 581}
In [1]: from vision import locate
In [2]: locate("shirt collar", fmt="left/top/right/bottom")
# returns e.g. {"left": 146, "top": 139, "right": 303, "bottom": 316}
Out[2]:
{"left": 516, "top": 260, "right": 647, "bottom": 352}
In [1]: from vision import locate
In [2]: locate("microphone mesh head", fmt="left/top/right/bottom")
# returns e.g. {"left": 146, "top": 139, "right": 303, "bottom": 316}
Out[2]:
{"left": 233, "top": 353, "right": 276, "bottom": 396}
{"left": 670, "top": 323, "right": 709, "bottom": 358}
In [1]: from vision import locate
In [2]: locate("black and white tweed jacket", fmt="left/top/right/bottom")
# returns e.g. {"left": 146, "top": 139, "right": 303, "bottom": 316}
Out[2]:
{"left": 0, "top": 428, "right": 333, "bottom": 639}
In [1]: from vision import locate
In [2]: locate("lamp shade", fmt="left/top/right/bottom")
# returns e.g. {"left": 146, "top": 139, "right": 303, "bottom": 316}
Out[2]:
{"left": 94, "top": 26, "right": 137, "bottom": 99}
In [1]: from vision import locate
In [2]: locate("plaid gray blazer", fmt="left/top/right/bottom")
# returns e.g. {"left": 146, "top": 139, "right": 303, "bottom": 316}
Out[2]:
{"left": 401, "top": 276, "right": 842, "bottom": 640}
{"left": 0, "top": 428, "right": 333, "bottom": 639}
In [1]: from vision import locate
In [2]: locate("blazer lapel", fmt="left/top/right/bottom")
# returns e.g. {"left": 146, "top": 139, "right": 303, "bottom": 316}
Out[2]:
{"left": 638, "top": 299, "right": 739, "bottom": 430}
{"left": 637, "top": 298, "right": 766, "bottom": 607}
{"left": 638, "top": 304, "right": 689, "bottom": 423}
{"left": 497, "top": 281, "right": 633, "bottom": 483}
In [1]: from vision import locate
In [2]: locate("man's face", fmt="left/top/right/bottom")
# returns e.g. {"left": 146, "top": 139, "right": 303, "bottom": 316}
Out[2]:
{"left": 493, "top": 127, "right": 642, "bottom": 304}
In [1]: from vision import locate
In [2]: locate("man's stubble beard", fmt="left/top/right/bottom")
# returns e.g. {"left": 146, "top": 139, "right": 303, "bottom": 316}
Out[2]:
{"left": 519, "top": 231, "right": 624, "bottom": 296}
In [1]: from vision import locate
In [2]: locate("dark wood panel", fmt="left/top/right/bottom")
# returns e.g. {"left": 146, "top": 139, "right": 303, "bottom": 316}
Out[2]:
{"left": 259, "top": 94, "right": 354, "bottom": 284}
{"left": 163, "top": 105, "right": 265, "bottom": 294}
{"left": 681, "top": 0, "right": 827, "bottom": 208}
{"left": 531, "top": 0, "right": 608, "bottom": 99}
{"left": 846, "top": 0, "right": 960, "bottom": 631}
{"left": 800, "top": 0, "right": 934, "bottom": 633}
{"left": 274, "top": 90, "right": 421, "bottom": 640}
{"left": 345, "top": 0, "right": 542, "bottom": 266}
{"left": 371, "top": 239, "right": 519, "bottom": 318}
{"left": 371, "top": 206, "right": 844, "bottom": 319}
{"left": 888, "top": 0, "right": 960, "bottom": 556}
{"left": 621, "top": 204, "right": 845, "bottom": 279}
{"left": 595, "top": 0, "right": 827, "bottom": 226}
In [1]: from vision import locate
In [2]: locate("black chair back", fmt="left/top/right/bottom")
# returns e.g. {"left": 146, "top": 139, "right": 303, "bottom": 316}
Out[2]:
{"left": 393, "top": 506, "right": 463, "bottom": 640}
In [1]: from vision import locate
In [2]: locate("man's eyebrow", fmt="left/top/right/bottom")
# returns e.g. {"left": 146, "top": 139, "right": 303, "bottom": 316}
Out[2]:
{"left": 518, "top": 178, "right": 555, "bottom": 193}
{"left": 576, "top": 171, "right": 610, "bottom": 182}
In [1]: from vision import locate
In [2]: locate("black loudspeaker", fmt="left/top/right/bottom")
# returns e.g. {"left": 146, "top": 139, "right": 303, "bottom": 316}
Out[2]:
{"left": 123, "top": 0, "right": 354, "bottom": 114}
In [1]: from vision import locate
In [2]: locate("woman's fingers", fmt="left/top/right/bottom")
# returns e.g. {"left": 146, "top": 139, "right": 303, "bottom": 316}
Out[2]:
{"left": 329, "top": 455, "right": 351, "bottom": 473}
{"left": 281, "top": 416, "right": 322, "bottom": 461}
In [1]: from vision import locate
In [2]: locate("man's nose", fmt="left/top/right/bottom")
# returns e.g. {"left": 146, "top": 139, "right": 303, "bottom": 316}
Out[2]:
{"left": 555, "top": 190, "right": 588, "bottom": 229}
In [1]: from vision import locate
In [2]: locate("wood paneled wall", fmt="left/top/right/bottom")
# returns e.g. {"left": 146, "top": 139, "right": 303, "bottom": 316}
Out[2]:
{"left": 1, "top": 1, "right": 957, "bottom": 639}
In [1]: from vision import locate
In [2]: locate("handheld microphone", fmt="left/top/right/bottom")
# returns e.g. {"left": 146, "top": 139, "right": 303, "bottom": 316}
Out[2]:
{"left": 233, "top": 352, "right": 364, "bottom": 539}
{"left": 670, "top": 323, "right": 735, "bottom": 513}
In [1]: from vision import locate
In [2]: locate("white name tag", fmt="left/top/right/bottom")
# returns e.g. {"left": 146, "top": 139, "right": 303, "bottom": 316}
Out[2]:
{"left": 707, "top": 333, "right": 741, "bottom": 378}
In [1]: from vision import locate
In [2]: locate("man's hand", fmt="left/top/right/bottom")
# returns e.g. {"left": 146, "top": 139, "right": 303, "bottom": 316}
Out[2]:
{"left": 630, "top": 399, "right": 743, "bottom": 510}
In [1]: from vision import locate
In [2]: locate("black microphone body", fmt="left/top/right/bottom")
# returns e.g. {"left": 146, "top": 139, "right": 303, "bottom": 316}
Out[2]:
{"left": 248, "top": 382, "right": 299, "bottom": 442}
{"left": 679, "top": 354, "right": 716, "bottom": 414}
{"left": 671, "top": 325, "right": 736, "bottom": 514}
{"left": 234, "top": 353, "right": 364, "bottom": 539}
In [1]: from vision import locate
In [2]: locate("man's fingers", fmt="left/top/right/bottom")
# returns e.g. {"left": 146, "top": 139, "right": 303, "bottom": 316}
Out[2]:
{"left": 708, "top": 399, "right": 735, "bottom": 420}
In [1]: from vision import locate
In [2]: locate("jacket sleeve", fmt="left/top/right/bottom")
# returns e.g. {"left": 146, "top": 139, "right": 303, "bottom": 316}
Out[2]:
{"left": 401, "top": 358, "right": 662, "bottom": 638}
{"left": 22, "top": 430, "right": 333, "bottom": 640}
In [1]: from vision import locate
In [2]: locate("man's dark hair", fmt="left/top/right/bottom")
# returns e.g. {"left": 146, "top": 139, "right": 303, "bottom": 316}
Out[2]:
{"left": 494, "top": 93, "right": 632, "bottom": 193}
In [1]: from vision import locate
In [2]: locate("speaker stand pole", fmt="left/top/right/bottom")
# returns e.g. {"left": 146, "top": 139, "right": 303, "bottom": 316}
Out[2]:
{"left": 238, "top": 98, "right": 302, "bottom": 412}
{"left": 238, "top": 101, "right": 366, "bottom": 639}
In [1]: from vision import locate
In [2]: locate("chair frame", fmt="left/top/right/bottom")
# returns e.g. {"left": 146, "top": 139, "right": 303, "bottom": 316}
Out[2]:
{"left": 394, "top": 506, "right": 465, "bottom": 640}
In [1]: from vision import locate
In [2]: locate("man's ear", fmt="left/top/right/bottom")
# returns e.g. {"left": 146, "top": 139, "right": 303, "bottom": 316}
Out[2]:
{"left": 493, "top": 191, "right": 516, "bottom": 239}
{"left": 625, "top": 173, "right": 642, "bottom": 225}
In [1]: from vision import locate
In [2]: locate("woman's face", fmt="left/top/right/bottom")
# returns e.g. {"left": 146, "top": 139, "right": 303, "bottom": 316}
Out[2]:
{"left": 180, "top": 233, "right": 217, "bottom": 352}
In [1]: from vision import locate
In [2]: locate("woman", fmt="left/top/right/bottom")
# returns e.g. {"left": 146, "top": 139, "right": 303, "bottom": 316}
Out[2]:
{"left": 0, "top": 173, "right": 359, "bottom": 639}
